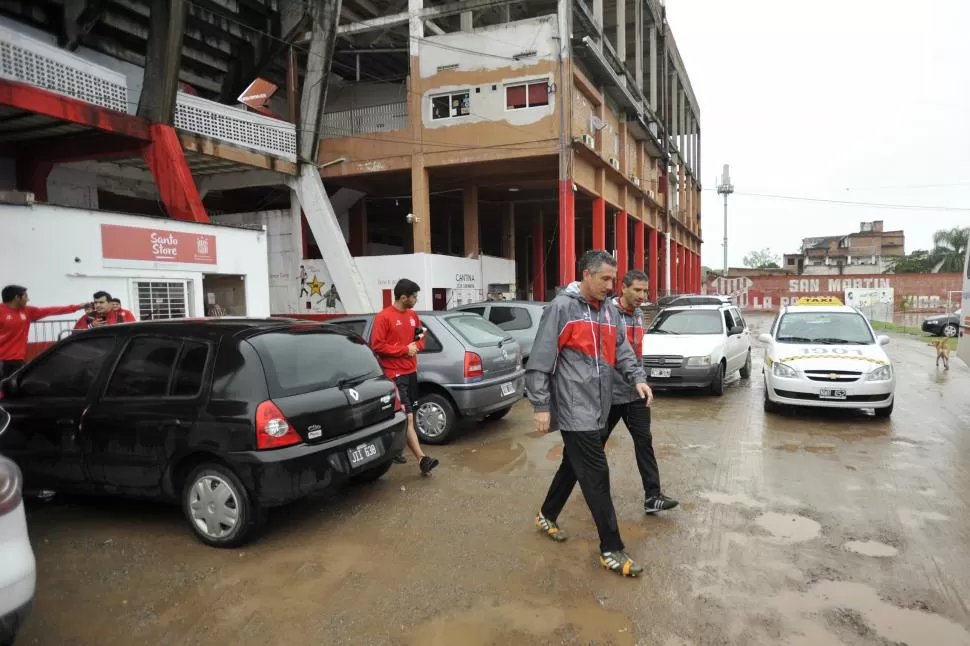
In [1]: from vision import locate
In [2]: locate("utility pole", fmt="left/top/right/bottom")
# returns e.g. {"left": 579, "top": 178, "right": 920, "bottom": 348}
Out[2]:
{"left": 716, "top": 164, "right": 734, "bottom": 275}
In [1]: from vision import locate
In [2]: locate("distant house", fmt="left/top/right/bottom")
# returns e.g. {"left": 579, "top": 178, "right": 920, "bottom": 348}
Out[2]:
{"left": 783, "top": 220, "right": 905, "bottom": 275}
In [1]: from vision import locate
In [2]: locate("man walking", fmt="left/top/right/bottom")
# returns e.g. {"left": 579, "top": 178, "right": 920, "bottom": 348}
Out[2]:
{"left": 370, "top": 278, "right": 439, "bottom": 475}
{"left": 607, "top": 270, "right": 678, "bottom": 514}
{"left": 0, "top": 285, "right": 87, "bottom": 379}
{"left": 528, "top": 250, "right": 652, "bottom": 577}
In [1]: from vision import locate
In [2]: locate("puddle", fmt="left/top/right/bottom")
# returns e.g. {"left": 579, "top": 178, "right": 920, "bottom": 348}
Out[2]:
{"left": 804, "top": 443, "right": 837, "bottom": 454}
{"left": 698, "top": 491, "right": 765, "bottom": 509}
{"left": 654, "top": 443, "right": 681, "bottom": 458}
{"left": 406, "top": 598, "right": 635, "bottom": 646}
{"left": 892, "top": 440, "right": 919, "bottom": 448}
{"left": 454, "top": 440, "right": 528, "bottom": 475}
{"left": 844, "top": 540, "right": 898, "bottom": 557}
{"left": 772, "top": 580, "right": 969, "bottom": 645}
{"left": 754, "top": 512, "right": 821, "bottom": 543}
{"left": 898, "top": 509, "right": 949, "bottom": 529}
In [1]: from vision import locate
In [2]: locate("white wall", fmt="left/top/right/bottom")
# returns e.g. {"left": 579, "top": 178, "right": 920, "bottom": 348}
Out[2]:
{"left": 0, "top": 204, "right": 271, "bottom": 334}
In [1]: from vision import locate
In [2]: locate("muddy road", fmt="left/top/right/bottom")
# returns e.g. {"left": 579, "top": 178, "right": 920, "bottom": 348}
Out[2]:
{"left": 19, "top": 314, "right": 970, "bottom": 645}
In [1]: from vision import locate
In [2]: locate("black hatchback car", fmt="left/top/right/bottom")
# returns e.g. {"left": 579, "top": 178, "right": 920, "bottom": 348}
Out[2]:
{"left": 0, "top": 319, "right": 407, "bottom": 547}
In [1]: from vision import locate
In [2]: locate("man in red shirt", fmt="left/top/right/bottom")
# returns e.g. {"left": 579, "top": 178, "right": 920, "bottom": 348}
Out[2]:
{"left": 111, "top": 297, "right": 136, "bottom": 322}
{"left": 371, "top": 279, "right": 439, "bottom": 475}
{"left": 0, "top": 285, "right": 88, "bottom": 379}
{"left": 75, "top": 291, "right": 123, "bottom": 329}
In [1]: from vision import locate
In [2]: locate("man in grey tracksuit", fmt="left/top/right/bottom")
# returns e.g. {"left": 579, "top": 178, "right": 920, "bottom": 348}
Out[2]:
{"left": 527, "top": 250, "right": 653, "bottom": 577}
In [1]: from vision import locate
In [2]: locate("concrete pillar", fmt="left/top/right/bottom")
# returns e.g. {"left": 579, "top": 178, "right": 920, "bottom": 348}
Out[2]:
{"left": 503, "top": 202, "right": 515, "bottom": 260}
{"left": 558, "top": 180, "right": 575, "bottom": 285}
{"left": 533, "top": 212, "right": 545, "bottom": 301}
{"left": 616, "top": 210, "right": 628, "bottom": 280}
{"left": 634, "top": 219, "right": 645, "bottom": 271}
{"left": 616, "top": 0, "right": 625, "bottom": 61}
{"left": 411, "top": 159, "right": 431, "bottom": 253}
{"left": 138, "top": 0, "right": 187, "bottom": 124}
{"left": 463, "top": 185, "right": 479, "bottom": 257}
{"left": 461, "top": 11, "right": 473, "bottom": 31}
{"left": 663, "top": 233, "right": 671, "bottom": 294}
{"left": 647, "top": 226, "right": 658, "bottom": 301}
{"left": 648, "top": 27, "right": 658, "bottom": 111}
{"left": 592, "top": 197, "right": 606, "bottom": 249}
{"left": 298, "top": 0, "right": 342, "bottom": 164}
{"left": 634, "top": 0, "right": 643, "bottom": 92}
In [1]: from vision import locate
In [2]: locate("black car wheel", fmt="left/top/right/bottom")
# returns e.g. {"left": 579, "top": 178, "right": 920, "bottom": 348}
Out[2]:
{"left": 414, "top": 393, "right": 457, "bottom": 444}
{"left": 943, "top": 324, "right": 958, "bottom": 338}
{"left": 709, "top": 362, "right": 725, "bottom": 396}
{"left": 739, "top": 350, "right": 752, "bottom": 379}
{"left": 182, "top": 462, "right": 263, "bottom": 548}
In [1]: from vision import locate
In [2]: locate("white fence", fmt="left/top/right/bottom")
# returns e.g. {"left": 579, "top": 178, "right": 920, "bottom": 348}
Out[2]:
{"left": 322, "top": 101, "right": 408, "bottom": 139}
{"left": 174, "top": 92, "right": 297, "bottom": 162}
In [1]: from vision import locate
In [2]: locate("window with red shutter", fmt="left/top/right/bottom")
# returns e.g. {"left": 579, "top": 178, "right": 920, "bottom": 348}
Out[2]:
{"left": 527, "top": 82, "right": 549, "bottom": 106}
{"left": 506, "top": 85, "right": 527, "bottom": 109}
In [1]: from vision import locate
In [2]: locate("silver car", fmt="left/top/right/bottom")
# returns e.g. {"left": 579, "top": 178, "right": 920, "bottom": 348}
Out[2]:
{"left": 453, "top": 300, "right": 547, "bottom": 363}
{"left": 325, "top": 311, "right": 525, "bottom": 444}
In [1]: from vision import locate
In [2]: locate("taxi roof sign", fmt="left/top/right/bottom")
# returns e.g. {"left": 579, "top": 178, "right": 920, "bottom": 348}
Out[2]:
{"left": 795, "top": 296, "right": 843, "bottom": 306}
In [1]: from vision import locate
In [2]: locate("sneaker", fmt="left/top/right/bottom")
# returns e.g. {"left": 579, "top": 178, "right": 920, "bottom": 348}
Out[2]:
{"left": 392, "top": 454, "right": 407, "bottom": 464}
{"left": 644, "top": 494, "right": 679, "bottom": 514}
{"left": 535, "top": 513, "right": 568, "bottom": 542}
{"left": 600, "top": 551, "right": 644, "bottom": 577}
{"left": 419, "top": 456, "right": 439, "bottom": 475}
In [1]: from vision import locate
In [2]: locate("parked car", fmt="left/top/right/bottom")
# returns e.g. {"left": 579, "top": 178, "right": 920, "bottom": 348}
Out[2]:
{"left": 922, "top": 309, "right": 962, "bottom": 337}
{"left": 452, "top": 300, "right": 546, "bottom": 363}
{"left": 0, "top": 319, "right": 407, "bottom": 548}
{"left": 326, "top": 311, "right": 525, "bottom": 444}
{"left": 667, "top": 294, "right": 734, "bottom": 307}
{"left": 0, "top": 407, "right": 35, "bottom": 645}
{"left": 643, "top": 303, "right": 753, "bottom": 395}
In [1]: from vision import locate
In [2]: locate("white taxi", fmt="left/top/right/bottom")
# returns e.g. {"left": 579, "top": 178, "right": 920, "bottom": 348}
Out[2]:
{"left": 760, "top": 297, "right": 895, "bottom": 417}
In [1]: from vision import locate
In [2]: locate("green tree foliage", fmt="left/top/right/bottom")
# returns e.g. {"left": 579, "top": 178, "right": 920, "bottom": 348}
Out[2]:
{"left": 742, "top": 248, "right": 781, "bottom": 269}
{"left": 930, "top": 226, "right": 969, "bottom": 273}
{"left": 885, "top": 250, "right": 934, "bottom": 274}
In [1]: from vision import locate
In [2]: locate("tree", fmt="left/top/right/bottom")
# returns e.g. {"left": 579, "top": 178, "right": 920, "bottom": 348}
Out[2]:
{"left": 930, "top": 227, "right": 969, "bottom": 273}
{"left": 885, "top": 249, "right": 934, "bottom": 274}
{"left": 743, "top": 248, "right": 781, "bottom": 269}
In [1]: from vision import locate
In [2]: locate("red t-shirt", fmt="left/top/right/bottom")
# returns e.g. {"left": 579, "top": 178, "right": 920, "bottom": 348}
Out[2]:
{"left": 371, "top": 306, "right": 425, "bottom": 378}
{"left": 74, "top": 310, "right": 126, "bottom": 329}
{"left": 118, "top": 308, "right": 136, "bottom": 323}
{"left": 0, "top": 303, "right": 84, "bottom": 360}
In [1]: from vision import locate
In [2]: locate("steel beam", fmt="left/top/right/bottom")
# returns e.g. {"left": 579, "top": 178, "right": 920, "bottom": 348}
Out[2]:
{"left": 337, "top": 0, "right": 513, "bottom": 36}
{"left": 138, "top": 0, "right": 189, "bottom": 124}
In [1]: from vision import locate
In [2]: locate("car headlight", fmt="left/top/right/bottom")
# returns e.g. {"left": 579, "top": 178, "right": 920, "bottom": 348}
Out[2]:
{"left": 686, "top": 356, "right": 712, "bottom": 367}
{"left": 866, "top": 365, "right": 892, "bottom": 381}
{"left": 772, "top": 362, "right": 797, "bottom": 378}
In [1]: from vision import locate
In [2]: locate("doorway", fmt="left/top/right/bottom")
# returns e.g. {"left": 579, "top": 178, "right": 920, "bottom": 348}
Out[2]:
{"left": 202, "top": 274, "right": 247, "bottom": 316}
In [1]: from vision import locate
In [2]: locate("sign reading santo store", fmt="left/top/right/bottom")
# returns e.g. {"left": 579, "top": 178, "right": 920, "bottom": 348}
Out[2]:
{"left": 100, "top": 223, "right": 218, "bottom": 269}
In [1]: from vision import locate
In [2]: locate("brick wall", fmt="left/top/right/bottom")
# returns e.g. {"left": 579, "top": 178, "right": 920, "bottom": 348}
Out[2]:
{"left": 707, "top": 272, "right": 962, "bottom": 312}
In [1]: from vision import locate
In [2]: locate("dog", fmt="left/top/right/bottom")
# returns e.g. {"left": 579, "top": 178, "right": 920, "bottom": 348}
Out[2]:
{"left": 929, "top": 337, "right": 951, "bottom": 370}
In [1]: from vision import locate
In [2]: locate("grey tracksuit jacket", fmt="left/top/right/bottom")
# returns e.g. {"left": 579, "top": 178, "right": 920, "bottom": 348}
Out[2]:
{"left": 611, "top": 297, "right": 646, "bottom": 405}
{"left": 525, "top": 282, "right": 646, "bottom": 432}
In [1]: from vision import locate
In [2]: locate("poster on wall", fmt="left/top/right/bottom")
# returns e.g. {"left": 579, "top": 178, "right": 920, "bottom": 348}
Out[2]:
{"left": 101, "top": 224, "right": 217, "bottom": 268}
{"left": 297, "top": 260, "right": 346, "bottom": 315}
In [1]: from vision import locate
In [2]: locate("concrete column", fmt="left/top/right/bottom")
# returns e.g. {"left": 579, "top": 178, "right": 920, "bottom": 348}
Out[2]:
{"left": 558, "top": 180, "right": 575, "bottom": 285}
{"left": 616, "top": 210, "right": 629, "bottom": 279}
{"left": 138, "top": 0, "right": 187, "bottom": 124}
{"left": 592, "top": 197, "right": 606, "bottom": 249}
{"left": 648, "top": 27, "right": 658, "bottom": 111}
{"left": 634, "top": 219, "right": 645, "bottom": 271}
{"left": 634, "top": 0, "right": 643, "bottom": 92}
{"left": 298, "top": 0, "right": 342, "bottom": 164}
{"left": 647, "top": 226, "right": 658, "bottom": 301}
{"left": 616, "top": 0, "right": 626, "bottom": 61}
{"left": 411, "top": 159, "right": 431, "bottom": 253}
{"left": 463, "top": 185, "right": 479, "bottom": 257}
{"left": 503, "top": 202, "right": 515, "bottom": 259}
{"left": 533, "top": 212, "right": 545, "bottom": 301}
{"left": 461, "top": 11, "right": 473, "bottom": 31}
{"left": 502, "top": 3, "right": 511, "bottom": 22}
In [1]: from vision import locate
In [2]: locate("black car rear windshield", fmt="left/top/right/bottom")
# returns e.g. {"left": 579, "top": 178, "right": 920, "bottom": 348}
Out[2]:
{"left": 248, "top": 329, "right": 383, "bottom": 398}
{"left": 445, "top": 314, "right": 511, "bottom": 348}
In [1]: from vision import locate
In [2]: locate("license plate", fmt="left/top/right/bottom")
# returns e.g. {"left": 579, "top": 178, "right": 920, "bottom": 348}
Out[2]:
{"left": 500, "top": 381, "right": 516, "bottom": 397}
{"left": 650, "top": 368, "right": 672, "bottom": 378}
{"left": 819, "top": 388, "right": 847, "bottom": 400}
{"left": 347, "top": 441, "right": 382, "bottom": 467}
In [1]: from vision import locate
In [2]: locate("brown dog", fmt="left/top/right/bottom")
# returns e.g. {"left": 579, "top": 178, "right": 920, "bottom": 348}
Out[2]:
{"left": 929, "top": 337, "right": 951, "bottom": 370}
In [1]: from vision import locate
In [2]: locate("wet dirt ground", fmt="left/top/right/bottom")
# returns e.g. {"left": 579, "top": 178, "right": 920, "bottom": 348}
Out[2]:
{"left": 19, "top": 314, "right": 970, "bottom": 646}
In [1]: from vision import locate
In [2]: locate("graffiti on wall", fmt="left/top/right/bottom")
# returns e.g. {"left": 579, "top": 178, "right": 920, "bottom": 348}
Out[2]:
{"left": 708, "top": 273, "right": 961, "bottom": 312}
{"left": 297, "top": 260, "right": 346, "bottom": 315}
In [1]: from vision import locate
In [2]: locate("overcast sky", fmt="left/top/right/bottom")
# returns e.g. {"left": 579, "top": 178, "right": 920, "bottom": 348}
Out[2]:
{"left": 664, "top": 0, "right": 970, "bottom": 270}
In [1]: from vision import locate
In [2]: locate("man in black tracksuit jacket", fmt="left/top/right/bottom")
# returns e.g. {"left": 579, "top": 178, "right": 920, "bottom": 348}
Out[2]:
{"left": 526, "top": 250, "right": 652, "bottom": 577}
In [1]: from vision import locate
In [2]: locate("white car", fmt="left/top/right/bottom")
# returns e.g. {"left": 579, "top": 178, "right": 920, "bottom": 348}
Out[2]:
{"left": 0, "top": 407, "right": 34, "bottom": 644}
{"left": 760, "top": 298, "right": 895, "bottom": 417}
{"left": 642, "top": 303, "right": 753, "bottom": 395}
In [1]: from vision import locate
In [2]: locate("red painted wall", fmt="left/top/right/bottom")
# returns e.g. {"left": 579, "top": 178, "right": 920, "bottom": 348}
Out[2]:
{"left": 708, "top": 272, "right": 963, "bottom": 312}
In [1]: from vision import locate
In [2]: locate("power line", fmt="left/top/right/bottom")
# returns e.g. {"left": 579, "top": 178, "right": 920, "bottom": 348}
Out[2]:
{"left": 701, "top": 188, "right": 970, "bottom": 213}
{"left": 844, "top": 182, "right": 970, "bottom": 191}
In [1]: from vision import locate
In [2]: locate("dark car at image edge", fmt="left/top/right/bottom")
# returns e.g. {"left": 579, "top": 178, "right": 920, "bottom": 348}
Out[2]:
{"left": 0, "top": 319, "right": 407, "bottom": 547}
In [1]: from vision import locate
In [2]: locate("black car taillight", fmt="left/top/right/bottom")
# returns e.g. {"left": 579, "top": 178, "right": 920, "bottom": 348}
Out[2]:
{"left": 0, "top": 456, "right": 23, "bottom": 515}
{"left": 255, "top": 400, "right": 301, "bottom": 450}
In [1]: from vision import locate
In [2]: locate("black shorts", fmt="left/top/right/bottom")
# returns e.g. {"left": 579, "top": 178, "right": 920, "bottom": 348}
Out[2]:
{"left": 394, "top": 373, "right": 419, "bottom": 414}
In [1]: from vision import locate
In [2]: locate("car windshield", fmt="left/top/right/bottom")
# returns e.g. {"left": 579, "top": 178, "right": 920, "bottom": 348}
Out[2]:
{"left": 775, "top": 312, "right": 875, "bottom": 345}
{"left": 445, "top": 314, "right": 511, "bottom": 347}
{"left": 649, "top": 309, "right": 723, "bottom": 335}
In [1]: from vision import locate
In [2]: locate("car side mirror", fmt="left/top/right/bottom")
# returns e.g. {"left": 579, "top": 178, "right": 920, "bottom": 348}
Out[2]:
{"left": 729, "top": 325, "right": 743, "bottom": 336}
{"left": 758, "top": 333, "right": 772, "bottom": 344}
{"left": 877, "top": 335, "right": 890, "bottom": 346}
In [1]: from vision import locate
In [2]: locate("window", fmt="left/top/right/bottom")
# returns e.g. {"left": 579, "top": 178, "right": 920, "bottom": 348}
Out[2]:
{"left": 431, "top": 91, "right": 470, "bottom": 120}
{"left": 776, "top": 312, "right": 874, "bottom": 345}
{"left": 419, "top": 328, "right": 443, "bottom": 353}
{"left": 331, "top": 319, "right": 368, "bottom": 338}
{"left": 18, "top": 337, "right": 115, "bottom": 398}
{"left": 732, "top": 308, "right": 747, "bottom": 331}
{"left": 106, "top": 337, "right": 181, "bottom": 398}
{"left": 445, "top": 314, "right": 510, "bottom": 347}
{"left": 462, "top": 307, "right": 486, "bottom": 317}
{"left": 506, "top": 80, "right": 549, "bottom": 110}
{"left": 649, "top": 310, "right": 723, "bottom": 335}
{"left": 172, "top": 342, "right": 209, "bottom": 397}
{"left": 248, "top": 329, "right": 383, "bottom": 398}
{"left": 488, "top": 306, "right": 533, "bottom": 331}
{"left": 722, "top": 309, "right": 736, "bottom": 331}
{"left": 135, "top": 281, "right": 188, "bottom": 321}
